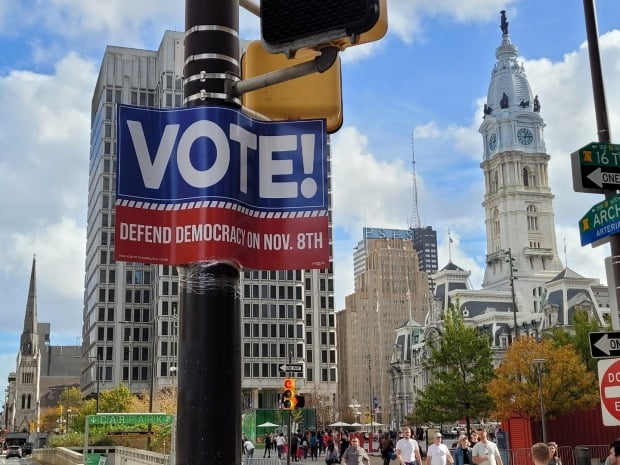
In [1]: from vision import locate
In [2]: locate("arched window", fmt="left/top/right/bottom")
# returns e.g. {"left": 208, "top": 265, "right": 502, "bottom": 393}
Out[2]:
{"left": 523, "top": 167, "right": 529, "bottom": 186}
{"left": 21, "top": 394, "right": 26, "bottom": 409}
{"left": 527, "top": 204, "right": 538, "bottom": 231}
{"left": 27, "top": 394, "right": 31, "bottom": 409}
{"left": 493, "top": 208, "right": 500, "bottom": 235}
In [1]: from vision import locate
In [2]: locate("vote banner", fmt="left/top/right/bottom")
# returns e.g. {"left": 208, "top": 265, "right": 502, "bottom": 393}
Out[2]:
{"left": 115, "top": 105, "right": 329, "bottom": 269}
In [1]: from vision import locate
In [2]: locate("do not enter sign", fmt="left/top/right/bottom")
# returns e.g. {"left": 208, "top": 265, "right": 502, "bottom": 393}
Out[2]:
{"left": 598, "top": 358, "right": 620, "bottom": 425}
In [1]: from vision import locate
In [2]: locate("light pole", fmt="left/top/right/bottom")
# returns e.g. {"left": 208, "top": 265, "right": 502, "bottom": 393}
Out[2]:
{"left": 532, "top": 358, "right": 547, "bottom": 442}
{"left": 505, "top": 248, "right": 519, "bottom": 339}
{"left": 78, "top": 355, "right": 101, "bottom": 413}
{"left": 349, "top": 398, "right": 361, "bottom": 422}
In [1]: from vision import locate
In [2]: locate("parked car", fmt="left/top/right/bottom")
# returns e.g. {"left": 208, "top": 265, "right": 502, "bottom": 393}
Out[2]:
{"left": 6, "top": 445, "right": 22, "bottom": 458}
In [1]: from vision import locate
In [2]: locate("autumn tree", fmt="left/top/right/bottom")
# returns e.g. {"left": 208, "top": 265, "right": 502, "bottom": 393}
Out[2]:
{"left": 304, "top": 389, "right": 333, "bottom": 429}
{"left": 488, "top": 336, "right": 598, "bottom": 420}
{"left": 414, "top": 306, "right": 495, "bottom": 432}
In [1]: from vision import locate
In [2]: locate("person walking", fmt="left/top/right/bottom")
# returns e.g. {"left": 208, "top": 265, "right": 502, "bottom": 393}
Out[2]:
{"left": 547, "top": 442, "right": 561, "bottom": 465}
{"left": 532, "top": 443, "right": 550, "bottom": 465}
{"left": 453, "top": 435, "right": 473, "bottom": 465}
{"left": 395, "top": 426, "right": 423, "bottom": 465}
{"left": 342, "top": 437, "right": 370, "bottom": 465}
{"left": 276, "top": 433, "right": 286, "bottom": 459}
{"left": 264, "top": 433, "right": 273, "bottom": 458}
{"left": 472, "top": 429, "right": 503, "bottom": 465}
{"left": 426, "top": 432, "right": 454, "bottom": 465}
{"left": 380, "top": 432, "right": 396, "bottom": 465}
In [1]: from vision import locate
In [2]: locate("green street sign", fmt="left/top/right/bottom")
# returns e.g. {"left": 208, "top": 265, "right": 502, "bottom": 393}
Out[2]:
{"left": 87, "top": 413, "right": 174, "bottom": 426}
{"left": 579, "top": 194, "right": 620, "bottom": 246}
{"left": 572, "top": 142, "right": 620, "bottom": 193}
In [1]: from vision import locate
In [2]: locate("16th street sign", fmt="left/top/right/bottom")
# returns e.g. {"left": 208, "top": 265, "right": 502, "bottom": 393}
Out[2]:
{"left": 590, "top": 332, "right": 620, "bottom": 358}
{"left": 579, "top": 194, "right": 620, "bottom": 246}
{"left": 571, "top": 142, "right": 620, "bottom": 193}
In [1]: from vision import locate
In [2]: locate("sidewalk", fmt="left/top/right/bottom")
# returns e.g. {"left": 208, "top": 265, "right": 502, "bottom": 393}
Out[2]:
{"left": 246, "top": 451, "right": 384, "bottom": 465}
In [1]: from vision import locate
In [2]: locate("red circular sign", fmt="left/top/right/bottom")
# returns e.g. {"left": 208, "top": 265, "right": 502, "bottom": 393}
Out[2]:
{"left": 601, "top": 359, "right": 620, "bottom": 421}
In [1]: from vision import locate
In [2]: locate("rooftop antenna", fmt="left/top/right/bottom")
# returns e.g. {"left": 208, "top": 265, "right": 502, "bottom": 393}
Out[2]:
{"left": 448, "top": 229, "right": 453, "bottom": 263}
{"left": 411, "top": 132, "right": 421, "bottom": 229}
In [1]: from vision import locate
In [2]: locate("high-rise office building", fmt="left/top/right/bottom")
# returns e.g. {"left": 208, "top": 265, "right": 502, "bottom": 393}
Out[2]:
{"left": 338, "top": 236, "right": 429, "bottom": 426}
{"left": 83, "top": 31, "right": 337, "bottom": 409}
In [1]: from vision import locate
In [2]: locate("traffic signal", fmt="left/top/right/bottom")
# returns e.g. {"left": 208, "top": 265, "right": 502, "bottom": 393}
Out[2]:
{"left": 282, "top": 378, "right": 296, "bottom": 410}
{"left": 261, "top": 0, "right": 387, "bottom": 55}
{"left": 294, "top": 395, "right": 305, "bottom": 409}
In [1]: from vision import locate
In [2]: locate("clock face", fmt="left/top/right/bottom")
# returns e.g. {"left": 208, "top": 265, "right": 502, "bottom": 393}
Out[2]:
{"left": 517, "top": 128, "right": 533, "bottom": 145}
{"left": 488, "top": 133, "right": 497, "bottom": 151}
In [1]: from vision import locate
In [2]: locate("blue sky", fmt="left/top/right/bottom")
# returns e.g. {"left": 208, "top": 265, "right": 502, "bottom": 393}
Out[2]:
{"left": 0, "top": 0, "right": 619, "bottom": 390}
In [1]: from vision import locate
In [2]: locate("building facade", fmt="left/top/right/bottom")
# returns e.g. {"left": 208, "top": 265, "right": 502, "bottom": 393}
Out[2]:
{"left": 4, "top": 258, "right": 80, "bottom": 433}
{"left": 389, "top": 12, "right": 610, "bottom": 421}
{"left": 338, "top": 236, "right": 429, "bottom": 426}
{"left": 83, "top": 31, "right": 337, "bottom": 411}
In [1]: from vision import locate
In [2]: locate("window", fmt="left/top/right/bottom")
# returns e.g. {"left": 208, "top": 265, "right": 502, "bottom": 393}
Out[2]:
{"left": 527, "top": 204, "right": 539, "bottom": 231}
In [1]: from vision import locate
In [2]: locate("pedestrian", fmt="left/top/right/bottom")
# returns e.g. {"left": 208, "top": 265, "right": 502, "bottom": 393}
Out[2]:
{"left": 380, "top": 432, "right": 395, "bottom": 465}
{"left": 326, "top": 441, "right": 341, "bottom": 465}
{"left": 453, "top": 435, "right": 473, "bottom": 465}
{"left": 469, "top": 432, "right": 479, "bottom": 448}
{"left": 310, "top": 431, "right": 319, "bottom": 460}
{"left": 277, "top": 433, "right": 286, "bottom": 459}
{"left": 532, "top": 443, "right": 550, "bottom": 465}
{"left": 426, "top": 432, "right": 454, "bottom": 465}
{"left": 291, "top": 434, "right": 299, "bottom": 462}
{"left": 342, "top": 437, "right": 370, "bottom": 465}
{"left": 339, "top": 431, "right": 350, "bottom": 461}
{"left": 472, "top": 429, "right": 503, "bottom": 465}
{"left": 264, "top": 433, "right": 272, "bottom": 458}
{"left": 244, "top": 437, "right": 255, "bottom": 460}
{"left": 395, "top": 426, "right": 423, "bottom": 465}
{"left": 547, "top": 442, "right": 561, "bottom": 465}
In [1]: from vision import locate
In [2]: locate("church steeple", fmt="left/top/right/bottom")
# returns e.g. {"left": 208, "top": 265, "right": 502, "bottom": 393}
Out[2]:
{"left": 20, "top": 256, "right": 38, "bottom": 356}
{"left": 479, "top": 12, "right": 563, "bottom": 302}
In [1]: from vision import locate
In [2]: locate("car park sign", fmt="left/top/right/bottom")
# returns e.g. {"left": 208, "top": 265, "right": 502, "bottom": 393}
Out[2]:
{"left": 115, "top": 105, "right": 329, "bottom": 269}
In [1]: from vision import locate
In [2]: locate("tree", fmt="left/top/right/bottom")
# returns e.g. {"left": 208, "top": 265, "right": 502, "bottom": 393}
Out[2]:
{"left": 488, "top": 336, "right": 598, "bottom": 420}
{"left": 414, "top": 306, "right": 495, "bottom": 432}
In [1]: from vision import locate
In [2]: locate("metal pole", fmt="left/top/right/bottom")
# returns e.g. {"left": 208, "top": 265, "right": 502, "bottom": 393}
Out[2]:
{"left": 175, "top": 2, "right": 241, "bottom": 464}
{"left": 95, "top": 357, "right": 100, "bottom": 414}
{"left": 506, "top": 249, "right": 519, "bottom": 338}
{"left": 582, "top": 0, "right": 620, "bottom": 327}
{"left": 535, "top": 362, "right": 547, "bottom": 443}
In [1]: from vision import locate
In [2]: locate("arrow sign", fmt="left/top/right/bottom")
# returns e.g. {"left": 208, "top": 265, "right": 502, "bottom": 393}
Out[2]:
{"left": 585, "top": 167, "right": 620, "bottom": 189}
{"left": 590, "top": 332, "right": 620, "bottom": 358}
{"left": 279, "top": 363, "right": 304, "bottom": 373}
{"left": 571, "top": 142, "right": 620, "bottom": 193}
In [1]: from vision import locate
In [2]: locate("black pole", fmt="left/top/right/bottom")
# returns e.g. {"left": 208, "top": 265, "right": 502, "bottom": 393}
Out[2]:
{"left": 176, "top": 1, "right": 241, "bottom": 464}
{"left": 581, "top": 0, "right": 620, "bottom": 321}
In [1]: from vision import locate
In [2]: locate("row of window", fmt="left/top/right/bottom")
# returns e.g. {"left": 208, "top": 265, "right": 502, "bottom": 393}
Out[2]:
{"left": 242, "top": 364, "right": 336, "bottom": 383}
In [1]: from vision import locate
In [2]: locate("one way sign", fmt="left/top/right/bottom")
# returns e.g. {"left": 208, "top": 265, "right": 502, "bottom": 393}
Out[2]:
{"left": 590, "top": 332, "right": 620, "bottom": 358}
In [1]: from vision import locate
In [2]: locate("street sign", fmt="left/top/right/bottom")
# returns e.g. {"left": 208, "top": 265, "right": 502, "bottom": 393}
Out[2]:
{"left": 88, "top": 413, "right": 174, "bottom": 426}
{"left": 578, "top": 194, "right": 620, "bottom": 246}
{"left": 279, "top": 363, "right": 304, "bottom": 373}
{"left": 598, "top": 358, "right": 620, "bottom": 425}
{"left": 571, "top": 142, "right": 620, "bottom": 193}
{"left": 590, "top": 332, "right": 620, "bottom": 358}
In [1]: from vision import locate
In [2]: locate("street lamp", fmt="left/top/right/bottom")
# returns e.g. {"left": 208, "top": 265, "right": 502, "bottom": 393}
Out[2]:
{"left": 532, "top": 358, "right": 547, "bottom": 442}
{"left": 505, "top": 248, "right": 519, "bottom": 339}
{"left": 77, "top": 355, "right": 101, "bottom": 413}
{"left": 349, "top": 398, "right": 361, "bottom": 422}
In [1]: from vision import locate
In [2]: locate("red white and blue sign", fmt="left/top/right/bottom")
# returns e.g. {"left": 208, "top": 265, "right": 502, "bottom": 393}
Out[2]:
{"left": 115, "top": 104, "right": 329, "bottom": 269}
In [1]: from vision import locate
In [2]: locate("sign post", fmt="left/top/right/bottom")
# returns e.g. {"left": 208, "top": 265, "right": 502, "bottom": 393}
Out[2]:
{"left": 279, "top": 363, "right": 304, "bottom": 373}
{"left": 598, "top": 358, "right": 620, "bottom": 425}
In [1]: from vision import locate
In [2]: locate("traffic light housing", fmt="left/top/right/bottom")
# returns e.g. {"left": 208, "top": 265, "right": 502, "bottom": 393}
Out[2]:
{"left": 282, "top": 378, "right": 296, "bottom": 410}
{"left": 294, "top": 395, "right": 305, "bottom": 409}
{"left": 261, "top": 0, "right": 387, "bottom": 55}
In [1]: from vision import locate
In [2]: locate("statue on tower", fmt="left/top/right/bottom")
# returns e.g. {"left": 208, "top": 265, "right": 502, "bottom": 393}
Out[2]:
{"left": 500, "top": 10, "right": 509, "bottom": 35}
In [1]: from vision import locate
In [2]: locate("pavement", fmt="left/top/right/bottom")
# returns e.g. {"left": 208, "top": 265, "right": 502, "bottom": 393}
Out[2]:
{"left": 249, "top": 450, "right": 384, "bottom": 465}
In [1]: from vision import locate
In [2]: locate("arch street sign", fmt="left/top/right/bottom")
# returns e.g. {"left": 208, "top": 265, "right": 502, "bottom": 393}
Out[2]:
{"left": 598, "top": 358, "right": 620, "bottom": 425}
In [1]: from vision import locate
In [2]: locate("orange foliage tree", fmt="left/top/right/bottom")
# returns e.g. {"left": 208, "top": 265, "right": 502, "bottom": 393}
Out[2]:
{"left": 488, "top": 336, "right": 598, "bottom": 420}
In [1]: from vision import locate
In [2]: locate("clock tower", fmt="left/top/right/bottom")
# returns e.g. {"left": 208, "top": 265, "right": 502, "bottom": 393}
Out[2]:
{"left": 479, "top": 12, "right": 563, "bottom": 310}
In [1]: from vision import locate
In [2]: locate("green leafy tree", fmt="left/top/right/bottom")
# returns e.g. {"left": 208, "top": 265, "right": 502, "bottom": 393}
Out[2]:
{"left": 414, "top": 306, "right": 495, "bottom": 432}
{"left": 488, "top": 336, "right": 598, "bottom": 420}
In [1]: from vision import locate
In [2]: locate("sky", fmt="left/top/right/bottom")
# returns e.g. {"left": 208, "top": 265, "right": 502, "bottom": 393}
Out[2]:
{"left": 0, "top": 0, "right": 619, "bottom": 390}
